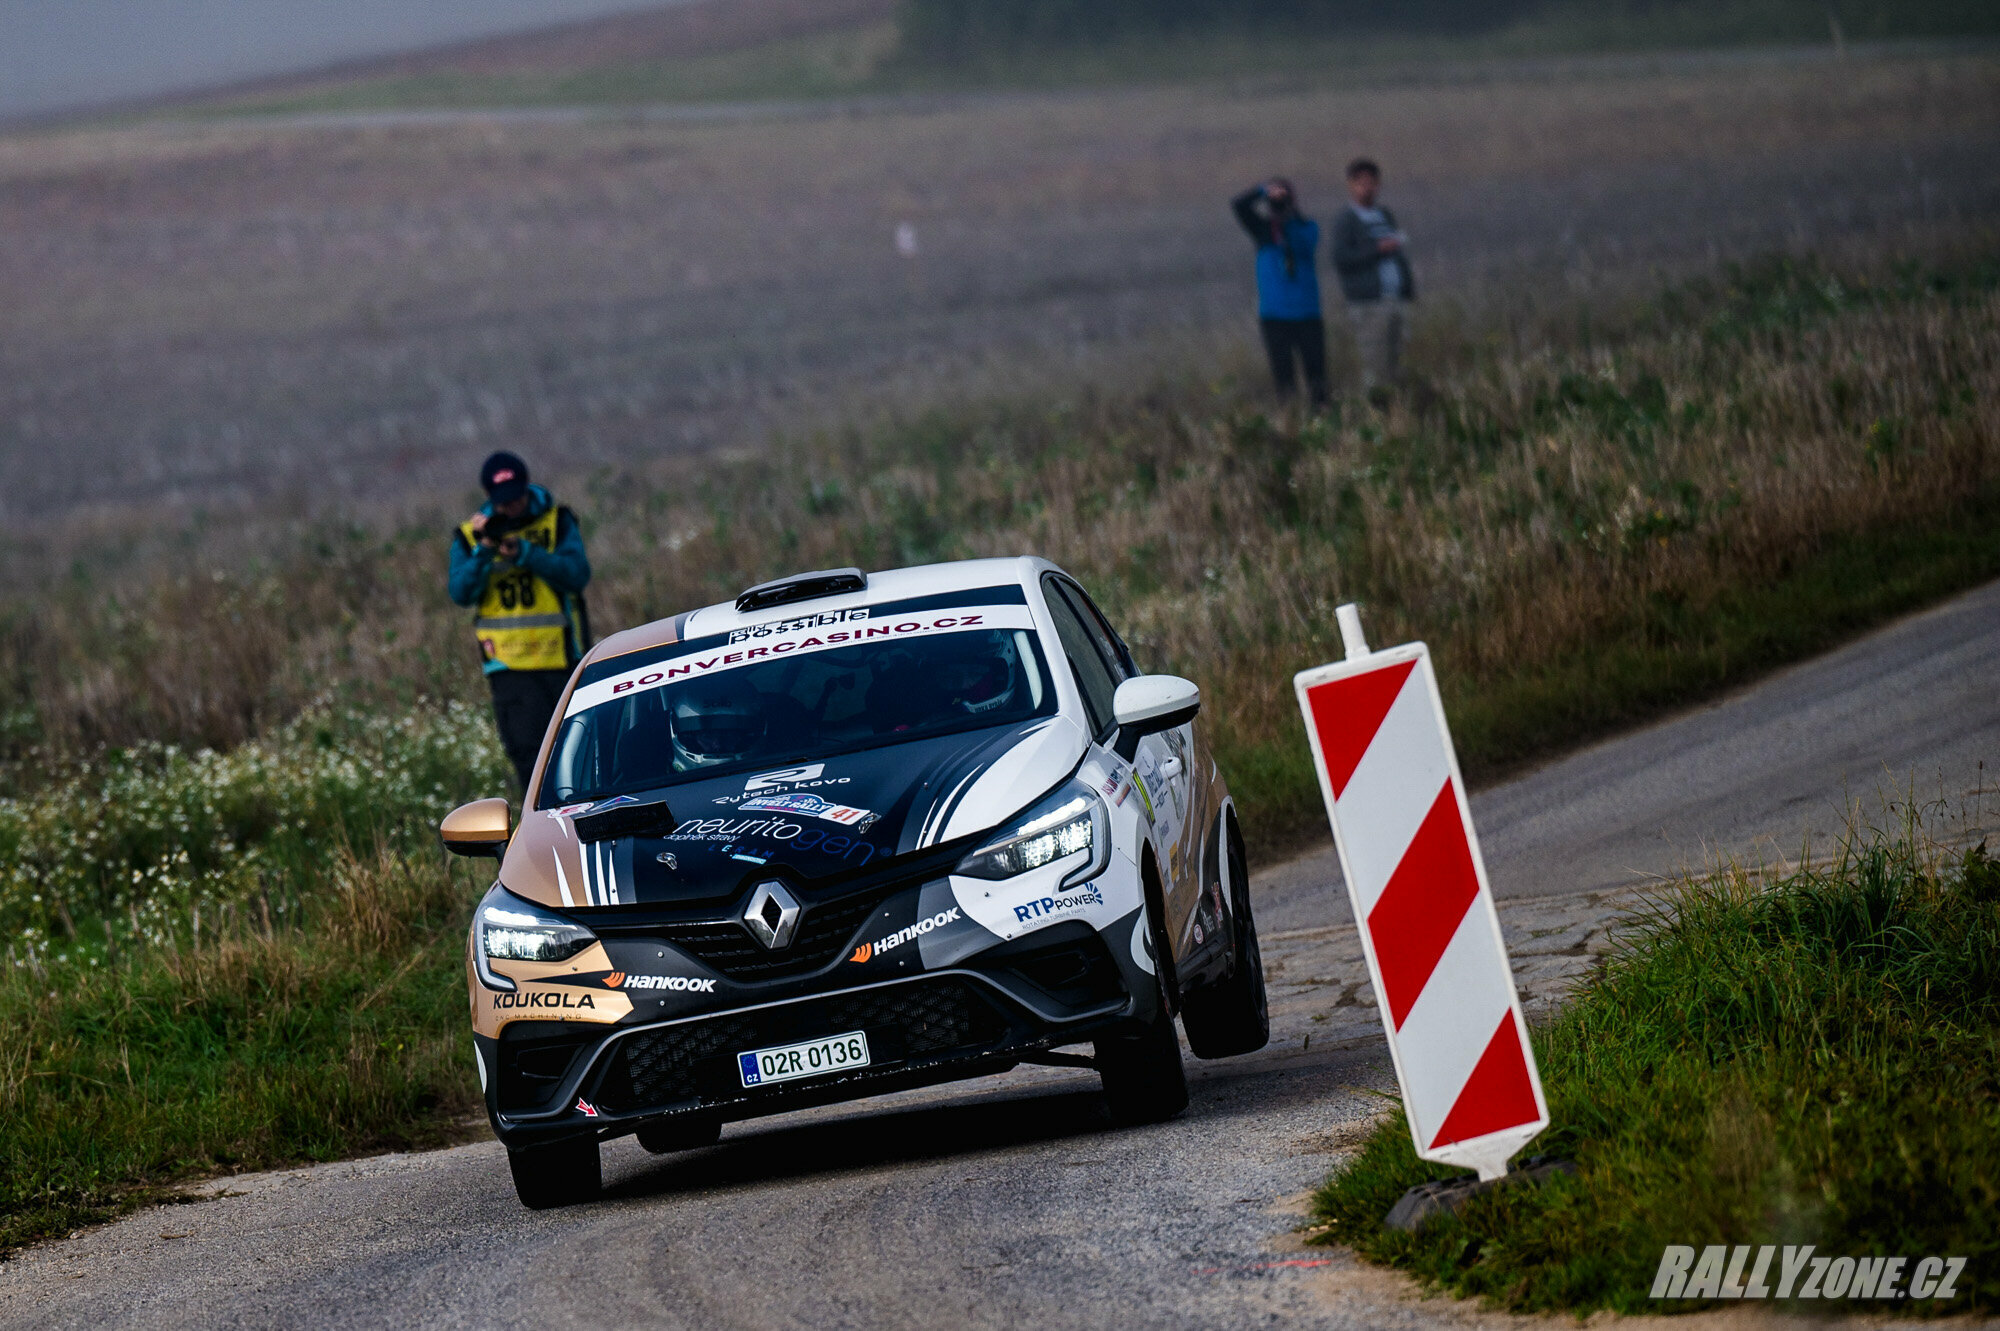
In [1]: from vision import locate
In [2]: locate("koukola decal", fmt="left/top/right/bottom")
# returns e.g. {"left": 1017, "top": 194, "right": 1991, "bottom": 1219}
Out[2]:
{"left": 492, "top": 990, "right": 598, "bottom": 1011}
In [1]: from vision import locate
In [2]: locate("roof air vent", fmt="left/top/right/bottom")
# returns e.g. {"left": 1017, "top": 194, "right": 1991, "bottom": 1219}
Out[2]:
{"left": 734, "top": 567, "right": 868, "bottom": 613}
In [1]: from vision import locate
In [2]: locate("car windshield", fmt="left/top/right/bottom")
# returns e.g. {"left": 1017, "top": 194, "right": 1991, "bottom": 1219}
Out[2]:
{"left": 540, "top": 627, "right": 1054, "bottom": 805}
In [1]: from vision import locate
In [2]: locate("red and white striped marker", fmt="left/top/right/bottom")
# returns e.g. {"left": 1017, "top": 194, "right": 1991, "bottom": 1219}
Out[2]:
{"left": 1294, "top": 605, "right": 1546, "bottom": 1180}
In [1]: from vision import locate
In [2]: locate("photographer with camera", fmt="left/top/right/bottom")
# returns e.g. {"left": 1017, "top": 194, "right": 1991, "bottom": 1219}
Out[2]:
{"left": 447, "top": 451, "right": 592, "bottom": 793}
{"left": 1231, "top": 176, "right": 1327, "bottom": 408}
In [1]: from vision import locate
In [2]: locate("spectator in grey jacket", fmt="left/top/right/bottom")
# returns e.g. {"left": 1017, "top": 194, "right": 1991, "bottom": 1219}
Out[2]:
{"left": 1330, "top": 158, "right": 1415, "bottom": 392}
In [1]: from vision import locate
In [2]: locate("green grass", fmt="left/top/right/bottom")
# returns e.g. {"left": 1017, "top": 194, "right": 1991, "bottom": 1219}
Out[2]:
{"left": 0, "top": 845, "right": 487, "bottom": 1254}
{"left": 0, "top": 706, "right": 507, "bottom": 1252}
{"left": 1311, "top": 824, "right": 2000, "bottom": 1313}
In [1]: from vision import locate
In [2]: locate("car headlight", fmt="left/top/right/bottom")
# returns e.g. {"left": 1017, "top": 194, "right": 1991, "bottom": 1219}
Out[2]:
{"left": 956, "top": 777, "right": 1108, "bottom": 884}
{"left": 474, "top": 890, "right": 596, "bottom": 991}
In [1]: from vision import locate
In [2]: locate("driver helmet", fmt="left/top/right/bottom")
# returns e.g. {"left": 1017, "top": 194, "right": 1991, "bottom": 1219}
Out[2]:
{"left": 670, "top": 678, "right": 766, "bottom": 768}
{"left": 934, "top": 632, "right": 1021, "bottom": 716}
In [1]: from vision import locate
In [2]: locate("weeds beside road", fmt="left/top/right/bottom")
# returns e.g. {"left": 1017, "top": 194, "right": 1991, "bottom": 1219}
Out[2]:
{"left": 1311, "top": 817, "right": 2000, "bottom": 1313}
{"left": 0, "top": 708, "right": 506, "bottom": 1253}
{"left": 0, "top": 848, "right": 484, "bottom": 1257}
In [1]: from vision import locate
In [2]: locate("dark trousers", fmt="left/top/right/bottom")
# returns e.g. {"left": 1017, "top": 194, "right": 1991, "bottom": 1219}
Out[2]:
{"left": 488, "top": 668, "right": 569, "bottom": 795}
{"left": 1258, "top": 317, "right": 1328, "bottom": 406}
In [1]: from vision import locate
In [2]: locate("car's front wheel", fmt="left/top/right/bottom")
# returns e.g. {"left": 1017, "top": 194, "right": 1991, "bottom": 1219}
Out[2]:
{"left": 1096, "top": 905, "right": 1189, "bottom": 1126}
{"left": 1097, "top": 1004, "right": 1189, "bottom": 1126}
{"left": 507, "top": 1135, "right": 601, "bottom": 1209}
{"left": 1181, "top": 821, "right": 1269, "bottom": 1059}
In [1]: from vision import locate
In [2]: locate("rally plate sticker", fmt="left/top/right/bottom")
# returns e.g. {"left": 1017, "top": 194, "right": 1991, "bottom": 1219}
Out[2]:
{"left": 737, "top": 1030, "right": 871, "bottom": 1088}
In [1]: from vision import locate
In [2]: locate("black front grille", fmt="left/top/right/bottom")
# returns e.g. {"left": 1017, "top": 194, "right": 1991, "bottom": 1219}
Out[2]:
{"left": 654, "top": 886, "right": 891, "bottom": 982}
{"left": 594, "top": 977, "right": 1010, "bottom": 1115}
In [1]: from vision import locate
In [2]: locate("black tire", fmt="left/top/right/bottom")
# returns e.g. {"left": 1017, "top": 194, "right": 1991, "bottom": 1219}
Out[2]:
{"left": 1180, "top": 820, "right": 1269, "bottom": 1059}
{"left": 507, "top": 1134, "right": 601, "bottom": 1210}
{"left": 635, "top": 1116, "right": 722, "bottom": 1155}
{"left": 1096, "top": 900, "right": 1189, "bottom": 1127}
{"left": 1097, "top": 1003, "right": 1189, "bottom": 1126}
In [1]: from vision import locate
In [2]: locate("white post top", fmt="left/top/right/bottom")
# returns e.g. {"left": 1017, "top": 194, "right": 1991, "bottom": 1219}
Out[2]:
{"left": 1336, "top": 602, "right": 1369, "bottom": 661}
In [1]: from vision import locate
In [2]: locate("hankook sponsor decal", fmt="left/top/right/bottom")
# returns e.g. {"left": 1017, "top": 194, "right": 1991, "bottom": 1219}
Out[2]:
{"left": 850, "top": 907, "right": 962, "bottom": 962}
{"left": 564, "top": 604, "right": 1038, "bottom": 717}
{"left": 621, "top": 974, "right": 718, "bottom": 993}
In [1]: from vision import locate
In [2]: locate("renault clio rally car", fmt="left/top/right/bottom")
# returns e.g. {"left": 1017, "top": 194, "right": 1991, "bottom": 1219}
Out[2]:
{"left": 440, "top": 558, "right": 1268, "bottom": 1208}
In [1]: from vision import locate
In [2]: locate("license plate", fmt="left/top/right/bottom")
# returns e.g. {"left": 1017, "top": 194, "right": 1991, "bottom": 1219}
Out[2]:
{"left": 737, "top": 1030, "right": 871, "bottom": 1087}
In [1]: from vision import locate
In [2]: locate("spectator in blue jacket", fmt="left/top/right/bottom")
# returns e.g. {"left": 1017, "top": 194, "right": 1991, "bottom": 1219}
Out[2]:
{"left": 1231, "top": 177, "right": 1327, "bottom": 408}
{"left": 448, "top": 452, "right": 592, "bottom": 792}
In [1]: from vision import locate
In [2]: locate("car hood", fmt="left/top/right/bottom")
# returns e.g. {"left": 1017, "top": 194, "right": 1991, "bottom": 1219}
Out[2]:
{"left": 496, "top": 714, "right": 1088, "bottom": 912}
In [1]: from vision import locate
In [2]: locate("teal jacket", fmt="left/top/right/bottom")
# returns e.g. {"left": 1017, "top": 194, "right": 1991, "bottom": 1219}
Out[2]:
{"left": 447, "top": 485, "right": 592, "bottom": 671}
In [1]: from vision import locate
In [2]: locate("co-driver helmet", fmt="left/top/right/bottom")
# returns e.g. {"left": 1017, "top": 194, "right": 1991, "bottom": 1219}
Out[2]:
{"left": 934, "top": 631, "right": 1022, "bottom": 717}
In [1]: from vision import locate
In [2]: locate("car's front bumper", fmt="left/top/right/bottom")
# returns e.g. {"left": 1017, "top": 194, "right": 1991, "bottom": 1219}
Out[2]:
{"left": 478, "top": 918, "right": 1150, "bottom": 1149}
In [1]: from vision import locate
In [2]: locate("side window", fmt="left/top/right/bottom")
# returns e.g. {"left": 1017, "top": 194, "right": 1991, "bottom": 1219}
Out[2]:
{"left": 1041, "top": 576, "right": 1119, "bottom": 740}
{"left": 1062, "top": 581, "right": 1139, "bottom": 680}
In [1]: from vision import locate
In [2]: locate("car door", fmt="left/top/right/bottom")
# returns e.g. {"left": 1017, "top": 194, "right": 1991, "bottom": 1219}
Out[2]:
{"left": 1042, "top": 576, "right": 1201, "bottom": 956}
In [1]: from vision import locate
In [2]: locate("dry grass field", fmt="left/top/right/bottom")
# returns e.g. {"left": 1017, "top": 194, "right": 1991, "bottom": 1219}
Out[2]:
{"left": 4, "top": 50, "right": 1994, "bottom": 526}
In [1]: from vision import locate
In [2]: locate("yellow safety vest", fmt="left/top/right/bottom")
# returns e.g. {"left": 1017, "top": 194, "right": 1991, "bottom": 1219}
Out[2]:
{"left": 458, "top": 505, "right": 576, "bottom": 672}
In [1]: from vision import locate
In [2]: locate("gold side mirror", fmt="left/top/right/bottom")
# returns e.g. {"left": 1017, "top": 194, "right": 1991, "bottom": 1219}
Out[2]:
{"left": 441, "top": 797, "right": 512, "bottom": 858}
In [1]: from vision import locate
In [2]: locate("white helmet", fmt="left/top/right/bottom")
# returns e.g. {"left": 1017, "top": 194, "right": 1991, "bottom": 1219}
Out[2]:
{"left": 670, "top": 680, "right": 766, "bottom": 769}
{"left": 934, "top": 632, "right": 1021, "bottom": 716}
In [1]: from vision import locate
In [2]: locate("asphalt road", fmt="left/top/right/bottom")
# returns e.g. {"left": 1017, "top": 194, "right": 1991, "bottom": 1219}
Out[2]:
{"left": 3, "top": 583, "right": 1996, "bottom": 1330}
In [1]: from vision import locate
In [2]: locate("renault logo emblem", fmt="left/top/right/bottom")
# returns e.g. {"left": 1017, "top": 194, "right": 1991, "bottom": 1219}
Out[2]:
{"left": 743, "top": 881, "right": 800, "bottom": 950}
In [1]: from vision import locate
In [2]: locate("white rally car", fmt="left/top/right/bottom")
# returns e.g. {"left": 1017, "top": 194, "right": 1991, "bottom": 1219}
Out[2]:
{"left": 441, "top": 558, "right": 1268, "bottom": 1208}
